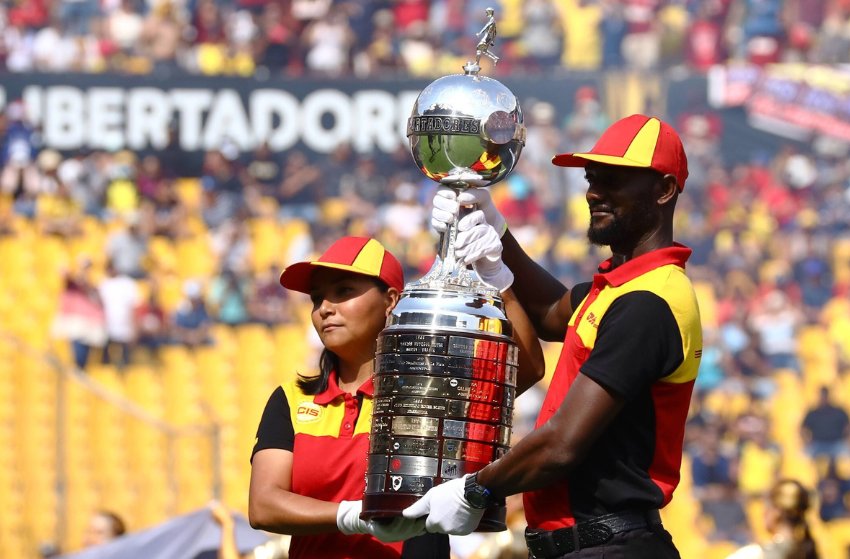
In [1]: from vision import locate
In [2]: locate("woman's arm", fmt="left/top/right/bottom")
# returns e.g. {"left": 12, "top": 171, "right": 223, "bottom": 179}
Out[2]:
{"left": 248, "top": 448, "right": 340, "bottom": 535}
{"left": 502, "top": 287, "right": 545, "bottom": 395}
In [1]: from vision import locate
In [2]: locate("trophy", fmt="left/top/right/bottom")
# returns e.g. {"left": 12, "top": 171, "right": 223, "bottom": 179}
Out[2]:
{"left": 362, "top": 8, "right": 525, "bottom": 532}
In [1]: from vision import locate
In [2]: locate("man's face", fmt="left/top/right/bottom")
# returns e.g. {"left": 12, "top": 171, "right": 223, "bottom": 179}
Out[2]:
{"left": 584, "top": 162, "right": 663, "bottom": 250}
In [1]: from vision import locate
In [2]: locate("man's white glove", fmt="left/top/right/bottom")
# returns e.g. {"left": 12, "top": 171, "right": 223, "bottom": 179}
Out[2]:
{"left": 431, "top": 187, "right": 507, "bottom": 237}
{"left": 455, "top": 211, "right": 514, "bottom": 293}
{"left": 401, "top": 475, "right": 484, "bottom": 535}
{"left": 337, "top": 500, "right": 426, "bottom": 542}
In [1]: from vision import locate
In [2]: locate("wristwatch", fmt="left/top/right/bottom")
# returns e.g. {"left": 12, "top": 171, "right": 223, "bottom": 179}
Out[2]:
{"left": 464, "top": 473, "right": 496, "bottom": 509}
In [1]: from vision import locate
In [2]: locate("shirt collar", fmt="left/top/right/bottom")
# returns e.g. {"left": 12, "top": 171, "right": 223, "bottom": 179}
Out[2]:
{"left": 595, "top": 243, "right": 692, "bottom": 288}
{"left": 313, "top": 370, "right": 374, "bottom": 404}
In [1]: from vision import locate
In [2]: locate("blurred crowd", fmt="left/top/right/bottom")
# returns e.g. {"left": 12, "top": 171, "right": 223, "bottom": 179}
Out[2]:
{"left": 2, "top": 0, "right": 850, "bottom": 78}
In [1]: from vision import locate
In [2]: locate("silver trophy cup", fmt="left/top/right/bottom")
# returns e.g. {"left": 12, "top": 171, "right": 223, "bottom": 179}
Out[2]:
{"left": 362, "top": 9, "right": 525, "bottom": 532}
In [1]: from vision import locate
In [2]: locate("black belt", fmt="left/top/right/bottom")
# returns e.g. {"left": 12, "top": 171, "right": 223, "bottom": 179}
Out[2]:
{"left": 525, "top": 509, "right": 662, "bottom": 558}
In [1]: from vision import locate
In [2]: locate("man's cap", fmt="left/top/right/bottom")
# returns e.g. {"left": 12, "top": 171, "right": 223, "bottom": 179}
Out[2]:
{"left": 552, "top": 114, "right": 688, "bottom": 191}
{"left": 279, "top": 237, "right": 404, "bottom": 294}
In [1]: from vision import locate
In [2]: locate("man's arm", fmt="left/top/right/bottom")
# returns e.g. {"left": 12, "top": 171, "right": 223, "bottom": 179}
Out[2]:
{"left": 501, "top": 230, "right": 574, "bottom": 342}
{"left": 476, "top": 373, "right": 623, "bottom": 495}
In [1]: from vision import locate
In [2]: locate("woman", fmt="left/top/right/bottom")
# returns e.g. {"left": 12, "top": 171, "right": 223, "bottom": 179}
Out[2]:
{"left": 726, "top": 479, "right": 819, "bottom": 559}
{"left": 248, "top": 236, "right": 545, "bottom": 558}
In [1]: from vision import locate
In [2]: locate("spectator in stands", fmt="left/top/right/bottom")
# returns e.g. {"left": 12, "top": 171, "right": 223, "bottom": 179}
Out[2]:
{"left": 36, "top": 167, "right": 85, "bottom": 237}
{"left": 201, "top": 149, "right": 245, "bottom": 229}
{"left": 379, "top": 180, "right": 426, "bottom": 241}
{"left": 247, "top": 264, "right": 292, "bottom": 327}
{"left": 691, "top": 423, "right": 738, "bottom": 501}
{"left": 0, "top": 101, "right": 39, "bottom": 212}
{"left": 210, "top": 219, "right": 252, "bottom": 274}
{"left": 748, "top": 289, "right": 803, "bottom": 372}
{"left": 105, "top": 215, "right": 149, "bottom": 279}
{"left": 139, "top": 1, "right": 184, "bottom": 77}
{"left": 817, "top": 464, "right": 850, "bottom": 522}
{"left": 134, "top": 281, "right": 168, "bottom": 361}
{"left": 736, "top": 410, "right": 782, "bottom": 500}
{"left": 801, "top": 386, "right": 850, "bottom": 460}
{"left": 207, "top": 268, "right": 251, "bottom": 326}
{"left": 276, "top": 149, "right": 323, "bottom": 222}
{"left": 51, "top": 257, "right": 107, "bottom": 370}
{"left": 241, "top": 142, "right": 282, "bottom": 195}
{"left": 98, "top": 260, "right": 140, "bottom": 369}
{"left": 172, "top": 279, "right": 213, "bottom": 346}
{"left": 209, "top": 499, "right": 289, "bottom": 559}
{"left": 519, "top": 0, "right": 563, "bottom": 72}
{"left": 82, "top": 509, "right": 126, "bottom": 548}
{"left": 302, "top": 10, "right": 354, "bottom": 76}
{"left": 725, "top": 479, "right": 820, "bottom": 559}
{"left": 140, "top": 177, "right": 188, "bottom": 239}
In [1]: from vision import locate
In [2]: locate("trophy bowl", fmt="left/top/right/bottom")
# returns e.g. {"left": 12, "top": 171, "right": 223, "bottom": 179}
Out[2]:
{"left": 408, "top": 73, "right": 525, "bottom": 188}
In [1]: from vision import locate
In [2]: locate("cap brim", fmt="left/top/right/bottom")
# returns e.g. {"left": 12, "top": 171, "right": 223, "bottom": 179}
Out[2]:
{"left": 279, "top": 261, "right": 379, "bottom": 294}
{"left": 552, "top": 152, "right": 652, "bottom": 169}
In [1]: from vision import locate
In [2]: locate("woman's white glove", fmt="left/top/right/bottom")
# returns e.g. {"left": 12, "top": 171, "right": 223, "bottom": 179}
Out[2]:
{"left": 431, "top": 187, "right": 507, "bottom": 237}
{"left": 455, "top": 211, "right": 514, "bottom": 293}
{"left": 401, "top": 475, "right": 483, "bottom": 535}
{"left": 337, "top": 500, "right": 426, "bottom": 542}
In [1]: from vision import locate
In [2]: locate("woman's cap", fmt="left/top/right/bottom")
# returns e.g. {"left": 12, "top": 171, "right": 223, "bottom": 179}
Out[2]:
{"left": 279, "top": 237, "right": 404, "bottom": 294}
{"left": 552, "top": 114, "right": 689, "bottom": 191}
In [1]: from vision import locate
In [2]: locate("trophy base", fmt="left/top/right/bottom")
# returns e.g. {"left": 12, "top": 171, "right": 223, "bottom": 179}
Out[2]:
{"left": 361, "top": 493, "right": 507, "bottom": 532}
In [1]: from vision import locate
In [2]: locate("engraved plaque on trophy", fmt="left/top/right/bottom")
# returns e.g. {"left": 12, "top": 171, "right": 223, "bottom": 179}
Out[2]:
{"left": 361, "top": 7, "right": 525, "bottom": 532}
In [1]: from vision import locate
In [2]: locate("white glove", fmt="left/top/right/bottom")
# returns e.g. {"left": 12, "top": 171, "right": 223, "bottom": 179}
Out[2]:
{"left": 455, "top": 211, "right": 514, "bottom": 292}
{"left": 431, "top": 187, "right": 507, "bottom": 237}
{"left": 368, "top": 516, "right": 428, "bottom": 543}
{"left": 401, "top": 475, "right": 484, "bottom": 535}
{"left": 337, "top": 500, "right": 426, "bottom": 542}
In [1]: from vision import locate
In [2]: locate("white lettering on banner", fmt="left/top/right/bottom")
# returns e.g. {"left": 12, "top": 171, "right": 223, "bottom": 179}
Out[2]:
{"left": 127, "top": 89, "right": 171, "bottom": 150}
{"left": 301, "top": 89, "right": 353, "bottom": 152}
{"left": 203, "top": 89, "right": 253, "bottom": 151}
{"left": 171, "top": 89, "right": 213, "bottom": 151}
{"left": 45, "top": 86, "right": 85, "bottom": 149}
{"left": 23, "top": 85, "right": 420, "bottom": 153}
{"left": 22, "top": 86, "right": 43, "bottom": 127}
{"left": 250, "top": 89, "right": 300, "bottom": 151}
{"left": 353, "top": 90, "right": 397, "bottom": 153}
{"left": 88, "top": 88, "right": 125, "bottom": 150}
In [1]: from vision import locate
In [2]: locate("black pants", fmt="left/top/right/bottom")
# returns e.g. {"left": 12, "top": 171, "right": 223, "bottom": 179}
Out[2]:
{"left": 402, "top": 533, "right": 450, "bottom": 559}
{"left": 529, "top": 525, "right": 681, "bottom": 559}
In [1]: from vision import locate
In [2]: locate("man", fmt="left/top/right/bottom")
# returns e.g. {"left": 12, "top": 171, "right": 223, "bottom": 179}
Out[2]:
{"left": 405, "top": 114, "right": 703, "bottom": 558}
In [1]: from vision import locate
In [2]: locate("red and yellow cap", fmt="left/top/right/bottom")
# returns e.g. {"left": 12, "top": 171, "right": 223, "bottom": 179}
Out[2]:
{"left": 552, "top": 114, "right": 688, "bottom": 191}
{"left": 279, "top": 237, "right": 404, "bottom": 294}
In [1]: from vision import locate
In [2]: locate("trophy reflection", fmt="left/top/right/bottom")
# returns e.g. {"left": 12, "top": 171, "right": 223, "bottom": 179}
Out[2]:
{"left": 362, "top": 8, "right": 525, "bottom": 532}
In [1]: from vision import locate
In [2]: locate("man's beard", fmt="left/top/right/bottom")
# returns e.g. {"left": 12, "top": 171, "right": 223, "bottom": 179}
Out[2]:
{"left": 587, "top": 215, "right": 626, "bottom": 246}
{"left": 587, "top": 204, "right": 656, "bottom": 248}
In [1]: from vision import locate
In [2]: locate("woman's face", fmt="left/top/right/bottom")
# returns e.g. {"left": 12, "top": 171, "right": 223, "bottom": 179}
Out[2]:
{"left": 309, "top": 269, "right": 399, "bottom": 361}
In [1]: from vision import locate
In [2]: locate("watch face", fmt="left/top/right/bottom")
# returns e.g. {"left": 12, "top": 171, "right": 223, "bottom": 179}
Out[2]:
{"left": 464, "top": 477, "right": 491, "bottom": 509}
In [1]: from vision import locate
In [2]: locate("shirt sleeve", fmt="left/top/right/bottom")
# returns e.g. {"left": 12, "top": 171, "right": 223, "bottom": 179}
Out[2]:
{"left": 570, "top": 282, "right": 592, "bottom": 312}
{"left": 251, "top": 386, "right": 295, "bottom": 461}
{"left": 580, "top": 291, "right": 684, "bottom": 399}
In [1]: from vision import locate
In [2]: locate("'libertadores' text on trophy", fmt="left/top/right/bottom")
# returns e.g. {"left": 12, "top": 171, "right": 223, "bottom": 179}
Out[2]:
{"left": 361, "top": 7, "right": 525, "bottom": 532}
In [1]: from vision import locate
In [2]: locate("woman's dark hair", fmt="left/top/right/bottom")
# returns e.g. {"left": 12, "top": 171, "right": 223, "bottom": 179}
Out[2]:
{"left": 770, "top": 479, "right": 819, "bottom": 559}
{"left": 97, "top": 510, "right": 126, "bottom": 538}
{"left": 296, "top": 277, "right": 392, "bottom": 395}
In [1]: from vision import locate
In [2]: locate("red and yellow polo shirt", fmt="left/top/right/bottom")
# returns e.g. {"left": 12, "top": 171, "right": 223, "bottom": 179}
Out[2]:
{"left": 253, "top": 372, "right": 403, "bottom": 559}
{"left": 523, "top": 244, "right": 703, "bottom": 530}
